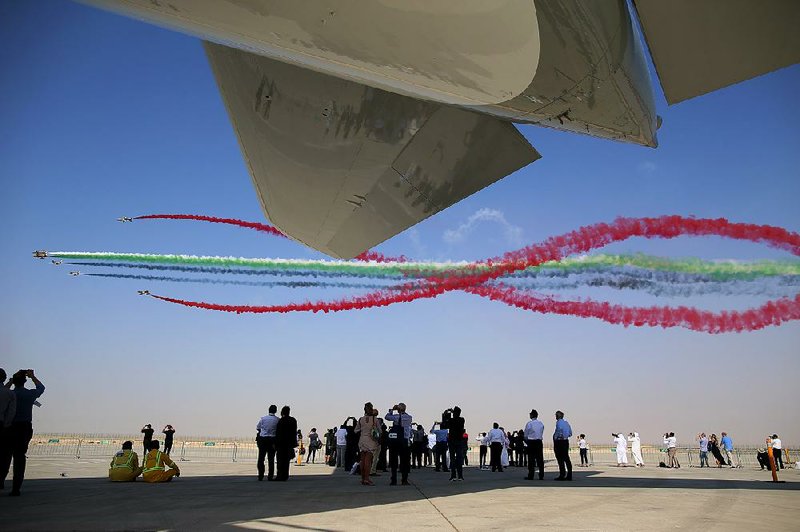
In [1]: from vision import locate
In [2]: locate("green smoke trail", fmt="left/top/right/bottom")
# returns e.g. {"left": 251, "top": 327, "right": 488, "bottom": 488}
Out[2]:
{"left": 48, "top": 251, "right": 800, "bottom": 280}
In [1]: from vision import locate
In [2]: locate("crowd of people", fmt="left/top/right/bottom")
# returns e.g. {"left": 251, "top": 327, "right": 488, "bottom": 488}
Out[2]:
{"left": 0, "top": 371, "right": 791, "bottom": 494}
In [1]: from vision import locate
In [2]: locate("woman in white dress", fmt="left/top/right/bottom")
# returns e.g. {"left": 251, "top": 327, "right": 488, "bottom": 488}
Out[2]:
{"left": 500, "top": 430, "right": 511, "bottom": 468}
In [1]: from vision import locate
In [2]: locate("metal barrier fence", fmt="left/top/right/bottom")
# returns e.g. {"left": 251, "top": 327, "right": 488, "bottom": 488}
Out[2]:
{"left": 28, "top": 434, "right": 792, "bottom": 469}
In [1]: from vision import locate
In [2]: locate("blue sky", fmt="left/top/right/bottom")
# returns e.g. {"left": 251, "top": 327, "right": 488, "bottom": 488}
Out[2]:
{"left": 1, "top": 1, "right": 798, "bottom": 445}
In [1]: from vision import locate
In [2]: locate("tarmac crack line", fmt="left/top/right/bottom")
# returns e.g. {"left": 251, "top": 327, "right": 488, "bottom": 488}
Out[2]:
{"left": 410, "top": 480, "right": 460, "bottom": 532}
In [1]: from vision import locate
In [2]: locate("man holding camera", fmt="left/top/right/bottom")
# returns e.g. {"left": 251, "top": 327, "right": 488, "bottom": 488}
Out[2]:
{"left": 441, "top": 407, "right": 466, "bottom": 481}
{"left": 1, "top": 369, "right": 45, "bottom": 496}
{"left": 385, "top": 403, "right": 412, "bottom": 485}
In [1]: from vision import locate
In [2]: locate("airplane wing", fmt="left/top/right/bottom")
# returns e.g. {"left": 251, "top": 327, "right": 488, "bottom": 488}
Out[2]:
{"left": 205, "top": 42, "right": 540, "bottom": 259}
{"left": 633, "top": 0, "right": 800, "bottom": 104}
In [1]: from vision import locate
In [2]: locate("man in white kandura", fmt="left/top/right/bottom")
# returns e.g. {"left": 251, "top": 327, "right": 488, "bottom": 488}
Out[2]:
{"left": 628, "top": 432, "right": 644, "bottom": 467}
{"left": 613, "top": 433, "right": 628, "bottom": 466}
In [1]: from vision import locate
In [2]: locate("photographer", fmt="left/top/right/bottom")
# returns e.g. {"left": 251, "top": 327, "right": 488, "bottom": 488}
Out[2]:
{"left": 663, "top": 432, "right": 679, "bottom": 468}
{"left": 1, "top": 369, "right": 45, "bottom": 496}
{"left": 384, "top": 403, "right": 412, "bottom": 485}
{"left": 430, "top": 421, "right": 449, "bottom": 472}
{"left": 441, "top": 407, "right": 465, "bottom": 481}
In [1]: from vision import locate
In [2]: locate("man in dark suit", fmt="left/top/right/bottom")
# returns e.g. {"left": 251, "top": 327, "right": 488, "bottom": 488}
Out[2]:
{"left": 275, "top": 405, "right": 298, "bottom": 481}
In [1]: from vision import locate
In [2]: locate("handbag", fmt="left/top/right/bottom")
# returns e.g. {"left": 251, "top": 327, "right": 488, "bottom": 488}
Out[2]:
{"left": 370, "top": 417, "right": 381, "bottom": 441}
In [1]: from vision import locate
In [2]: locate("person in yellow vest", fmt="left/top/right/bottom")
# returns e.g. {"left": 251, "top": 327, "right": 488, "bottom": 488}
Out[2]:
{"left": 109, "top": 440, "right": 143, "bottom": 482}
{"left": 142, "top": 439, "right": 180, "bottom": 483}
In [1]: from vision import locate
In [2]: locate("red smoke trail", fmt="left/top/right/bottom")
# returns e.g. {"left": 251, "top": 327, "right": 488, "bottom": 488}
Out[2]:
{"left": 147, "top": 215, "right": 800, "bottom": 332}
{"left": 134, "top": 214, "right": 407, "bottom": 262}
{"left": 133, "top": 214, "right": 288, "bottom": 238}
{"left": 466, "top": 284, "right": 800, "bottom": 333}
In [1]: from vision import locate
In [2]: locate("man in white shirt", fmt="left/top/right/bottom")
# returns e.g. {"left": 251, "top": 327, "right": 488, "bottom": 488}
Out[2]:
{"left": 663, "top": 432, "right": 680, "bottom": 468}
{"left": 486, "top": 423, "right": 505, "bottom": 472}
{"left": 256, "top": 405, "right": 279, "bottom": 481}
{"left": 523, "top": 409, "right": 544, "bottom": 480}
{"left": 613, "top": 433, "right": 628, "bottom": 466}
{"left": 334, "top": 425, "right": 348, "bottom": 468}
{"left": 628, "top": 432, "right": 643, "bottom": 467}
{"left": 771, "top": 434, "right": 784, "bottom": 470}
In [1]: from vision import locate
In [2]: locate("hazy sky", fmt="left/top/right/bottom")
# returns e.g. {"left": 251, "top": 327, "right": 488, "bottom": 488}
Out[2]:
{"left": 2, "top": 1, "right": 798, "bottom": 446}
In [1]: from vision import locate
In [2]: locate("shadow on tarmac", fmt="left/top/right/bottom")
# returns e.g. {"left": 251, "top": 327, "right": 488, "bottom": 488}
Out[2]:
{"left": 0, "top": 467, "right": 795, "bottom": 530}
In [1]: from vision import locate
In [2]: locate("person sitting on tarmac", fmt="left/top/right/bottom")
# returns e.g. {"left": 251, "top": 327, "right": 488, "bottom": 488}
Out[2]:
{"left": 108, "top": 440, "right": 143, "bottom": 482}
{"left": 142, "top": 439, "right": 180, "bottom": 483}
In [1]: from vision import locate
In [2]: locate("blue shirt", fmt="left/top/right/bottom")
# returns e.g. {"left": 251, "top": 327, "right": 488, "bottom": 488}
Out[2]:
{"left": 13, "top": 383, "right": 45, "bottom": 423}
{"left": 699, "top": 437, "right": 709, "bottom": 452}
{"left": 553, "top": 418, "right": 572, "bottom": 440}
{"left": 430, "top": 424, "right": 448, "bottom": 443}
{"left": 721, "top": 436, "right": 733, "bottom": 451}
{"left": 385, "top": 411, "right": 413, "bottom": 439}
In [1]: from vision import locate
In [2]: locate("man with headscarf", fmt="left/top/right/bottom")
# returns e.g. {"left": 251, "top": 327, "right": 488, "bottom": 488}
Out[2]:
{"left": 613, "top": 433, "right": 628, "bottom": 466}
{"left": 628, "top": 432, "right": 644, "bottom": 467}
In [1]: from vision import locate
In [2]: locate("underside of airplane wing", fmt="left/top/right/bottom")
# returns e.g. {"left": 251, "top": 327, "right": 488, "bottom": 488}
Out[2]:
{"left": 205, "top": 42, "right": 540, "bottom": 259}
{"left": 633, "top": 0, "right": 800, "bottom": 104}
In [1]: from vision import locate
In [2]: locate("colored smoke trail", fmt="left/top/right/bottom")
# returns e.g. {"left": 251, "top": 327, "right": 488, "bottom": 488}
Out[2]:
{"left": 132, "top": 213, "right": 406, "bottom": 262}
{"left": 84, "top": 273, "right": 402, "bottom": 290}
{"left": 133, "top": 214, "right": 288, "bottom": 238}
{"left": 144, "top": 216, "right": 800, "bottom": 332}
{"left": 467, "top": 284, "right": 800, "bottom": 334}
{"left": 52, "top": 252, "right": 800, "bottom": 279}
{"left": 84, "top": 271, "right": 800, "bottom": 298}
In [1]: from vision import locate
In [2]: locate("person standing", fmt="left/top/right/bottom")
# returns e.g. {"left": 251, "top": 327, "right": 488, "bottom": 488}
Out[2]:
{"left": 613, "top": 433, "right": 628, "bottom": 466}
{"left": 524, "top": 409, "right": 545, "bottom": 480}
{"left": 354, "top": 402, "right": 380, "bottom": 486}
{"left": 385, "top": 403, "right": 412, "bottom": 485}
{"left": 274, "top": 406, "right": 298, "bottom": 481}
{"left": 1, "top": 369, "right": 45, "bottom": 496}
{"left": 486, "top": 423, "right": 505, "bottom": 472}
{"left": 663, "top": 432, "right": 680, "bottom": 468}
{"left": 771, "top": 435, "right": 783, "bottom": 470}
{"left": 477, "top": 433, "right": 489, "bottom": 470}
{"left": 324, "top": 428, "right": 336, "bottom": 466}
{"left": 334, "top": 424, "right": 348, "bottom": 469}
{"left": 343, "top": 417, "right": 359, "bottom": 473}
{"left": 430, "top": 422, "right": 449, "bottom": 472}
{"left": 553, "top": 410, "right": 573, "bottom": 481}
{"left": 514, "top": 430, "right": 526, "bottom": 468}
{"left": 0, "top": 368, "right": 17, "bottom": 490}
{"left": 411, "top": 424, "right": 427, "bottom": 469}
{"left": 256, "top": 405, "right": 279, "bottom": 480}
{"left": 370, "top": 410, "right": 384, "bottom": 476}
{"left": 141, "top": 424, "right": 154, "bottom": 458}
{"left": 720, "top": 432, "right": 737, "bottom": 468}
{"left": 697, "top": 433, "right": 709, "bottom": 467}
{"left": 628, "top": 432, "right": 644, "bottom": 467}
{"left": 162, "top": 425, "right": 176, "bottom": 455}
{"left": 442, "top": 407, "right": 466, "bottom": 481}
{"left": 577, "top": 434, "right": 589, "bottom": 467}
{"left": 307, "top": 428, "right": 321, "bottom": 464}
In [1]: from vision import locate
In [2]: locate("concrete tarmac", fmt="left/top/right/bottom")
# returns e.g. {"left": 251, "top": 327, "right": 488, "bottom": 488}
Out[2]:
{"left": 1, "top": 459, "right": 797, "bottom": 531}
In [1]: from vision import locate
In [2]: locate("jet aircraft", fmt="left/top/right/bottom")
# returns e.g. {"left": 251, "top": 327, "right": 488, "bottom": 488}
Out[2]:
{"left": 137, "top": 290, "right": 150, "bottom": 296}
{"left": 69, "top": 271, "right": 81, "bottom": 276}
{"left": 51, "top": 260, "right": 63, "bottom": 266}
{"left": 78, "top": 1, "right": 799, "bottom": 258}
{"left": 117, "top": 217, "right": 133, "bottom": 223}
{"left": 32, "top": 250, "right": 48, "bottom": 259}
